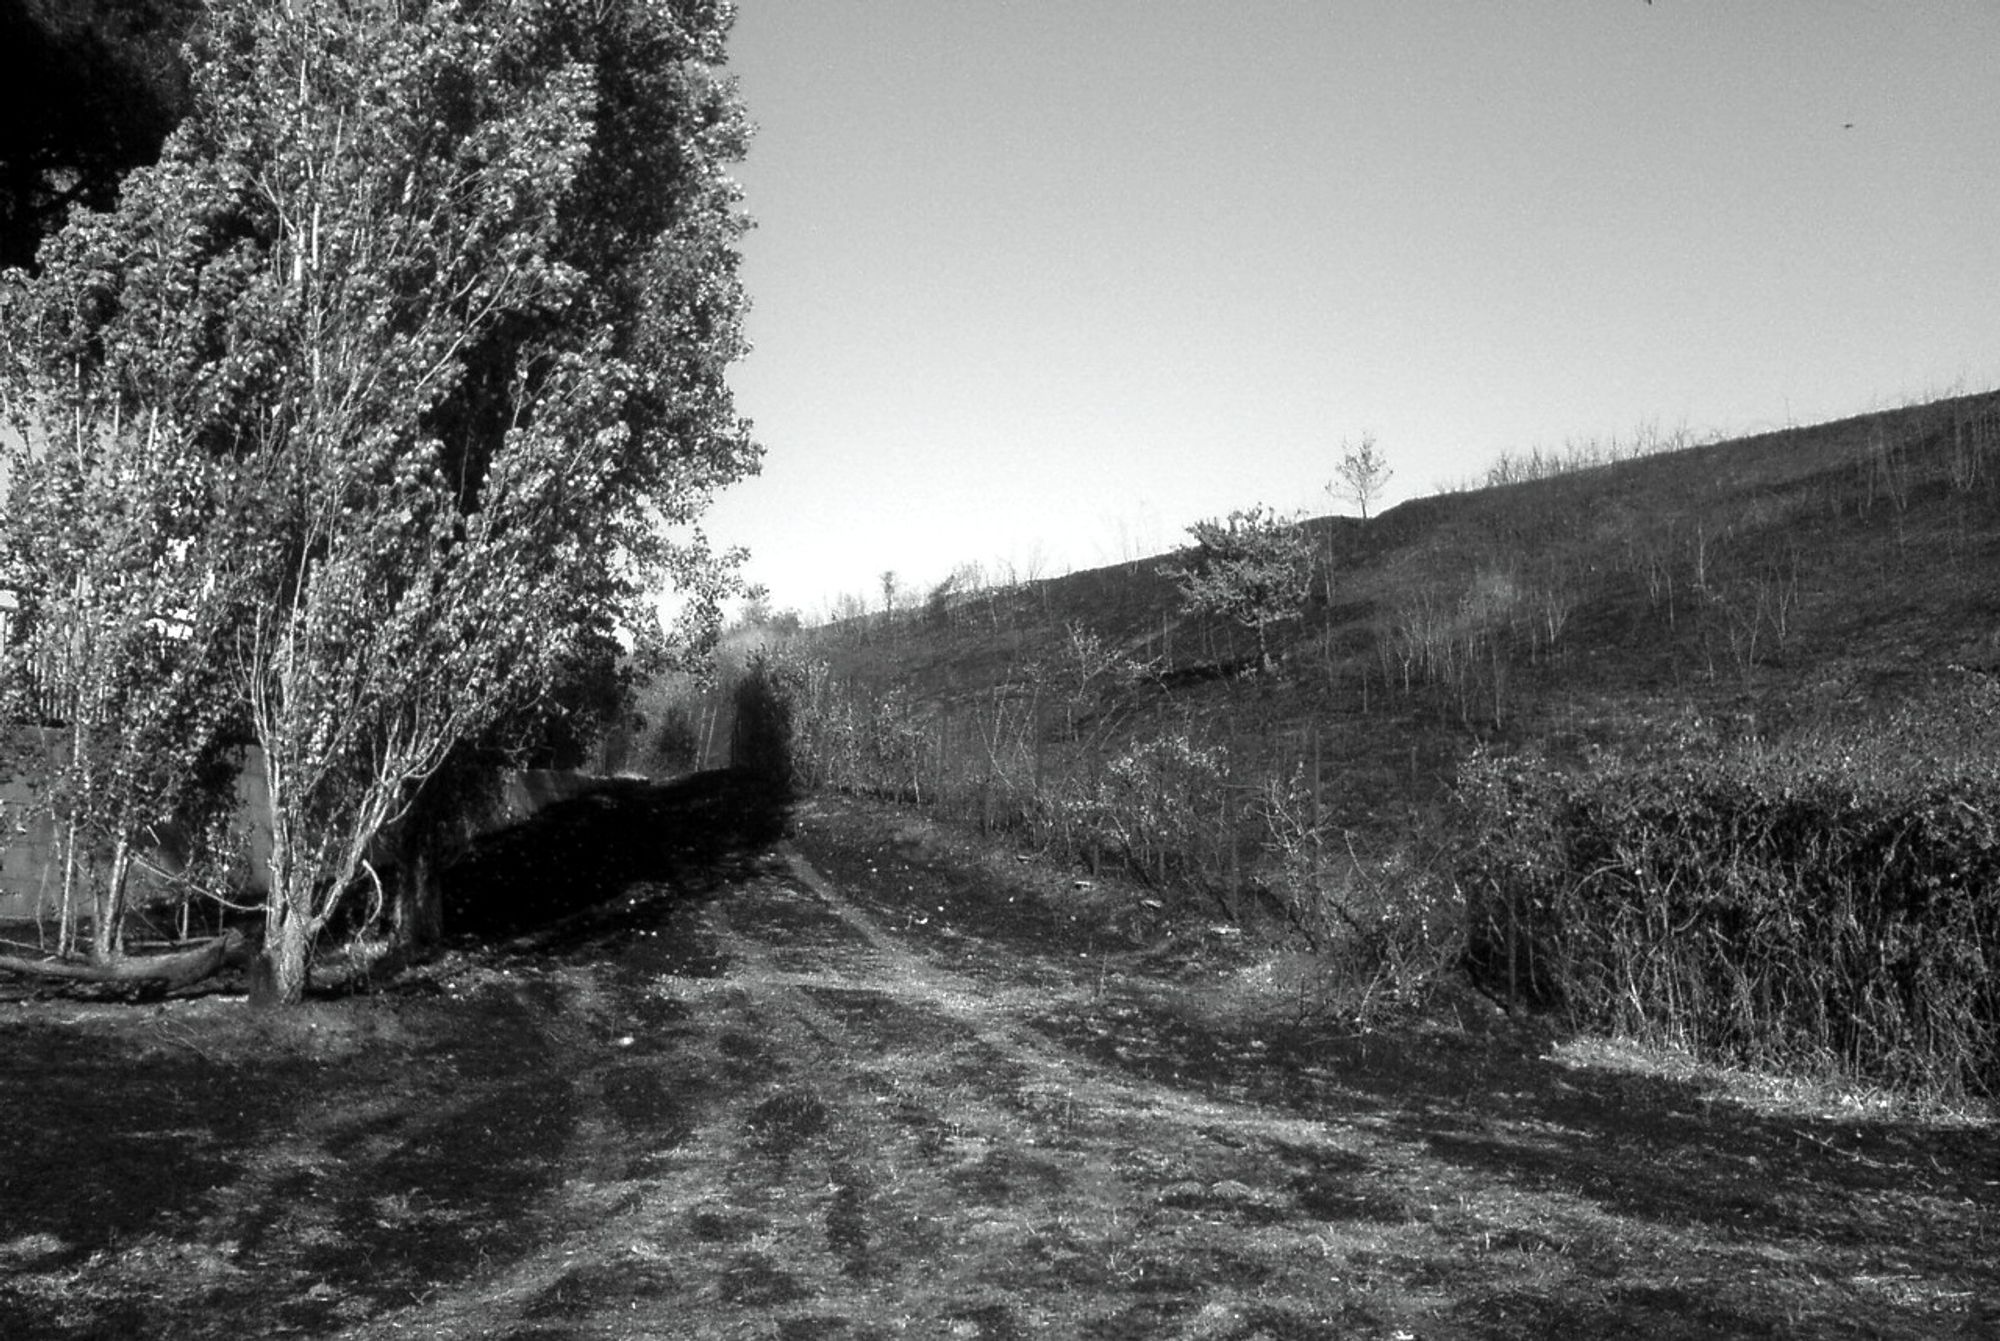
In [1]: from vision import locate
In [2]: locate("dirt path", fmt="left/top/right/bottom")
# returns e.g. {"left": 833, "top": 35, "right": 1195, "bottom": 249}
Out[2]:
{"left": 352, "top": 825, "right": 1363, "bottom": 1340}
{"left": 344, "top": 797, "right": 1993, "bottom": 1341}
{"left": 1, "top": 784, "right": 1993, "bottom": 1340}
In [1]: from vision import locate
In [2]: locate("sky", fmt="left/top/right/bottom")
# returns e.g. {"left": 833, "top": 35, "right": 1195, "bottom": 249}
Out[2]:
{"left": 699, "top": 1, "right": 2000, "bottom": 620}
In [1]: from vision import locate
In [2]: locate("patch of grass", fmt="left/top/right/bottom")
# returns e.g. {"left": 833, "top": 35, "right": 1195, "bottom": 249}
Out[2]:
{"left": 747, "top": 1088, "right": 832, "bottom": 1158}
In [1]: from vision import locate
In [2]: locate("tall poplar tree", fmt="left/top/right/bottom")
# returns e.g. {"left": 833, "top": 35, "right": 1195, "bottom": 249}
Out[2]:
{"left": 1, "top": 0, "right": 758, "bottom": 1003}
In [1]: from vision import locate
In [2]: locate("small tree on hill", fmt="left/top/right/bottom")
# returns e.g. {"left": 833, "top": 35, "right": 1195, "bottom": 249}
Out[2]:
{"left": 1164, "top": 506, "right": 1314, "bottom": 673}
{"left": 1330, "top": 433, "right": 1393, "bottom": 519}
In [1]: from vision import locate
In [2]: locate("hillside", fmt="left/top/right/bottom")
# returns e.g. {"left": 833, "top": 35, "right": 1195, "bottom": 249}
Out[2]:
{"left": 796, "top": 388, "right": 2000, "bottom": 836}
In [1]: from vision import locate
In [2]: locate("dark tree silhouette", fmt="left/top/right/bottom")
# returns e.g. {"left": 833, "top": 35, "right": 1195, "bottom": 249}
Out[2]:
{"left": 0, "top": 0, "right": 198, "bottom": 271}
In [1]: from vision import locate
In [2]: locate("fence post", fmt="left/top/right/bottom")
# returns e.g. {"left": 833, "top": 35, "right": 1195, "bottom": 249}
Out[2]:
{"left": 1310, "top": 725, "right": 1323, "bottom": 878}
{"left": 1032, "top": 696, "right": 1045, "bottom": 802}
{"left": 937, "top": 704, "right": 951, "bottom": 813}
{"left": 1224, "top": 783, "right": 1241, "bottom": 918}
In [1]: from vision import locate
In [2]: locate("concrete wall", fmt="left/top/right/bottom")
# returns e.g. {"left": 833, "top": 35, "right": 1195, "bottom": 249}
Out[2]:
{"left": 0, "top": 726, "right": 589, "bottom": 922}
{"left": 0, "top": 728, "right": 67, "bottom": 922}
{"left": 0, "top": 728, "right": 277, "bottom": 922}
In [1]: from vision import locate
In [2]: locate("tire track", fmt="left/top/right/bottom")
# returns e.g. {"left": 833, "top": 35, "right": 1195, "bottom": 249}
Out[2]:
{"left": 343, "top": 840, "right": 1380, "bottom": 1339}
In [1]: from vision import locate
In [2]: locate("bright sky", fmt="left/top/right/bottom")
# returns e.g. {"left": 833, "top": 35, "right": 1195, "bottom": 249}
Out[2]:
{"left": 701, "top": 1, "right": 2000, "bottom": 619}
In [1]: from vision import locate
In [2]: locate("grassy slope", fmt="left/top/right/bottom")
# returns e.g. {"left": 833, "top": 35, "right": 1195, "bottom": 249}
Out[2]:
{"left": 805, "top": 388, "right": 2000, "bottom": 835}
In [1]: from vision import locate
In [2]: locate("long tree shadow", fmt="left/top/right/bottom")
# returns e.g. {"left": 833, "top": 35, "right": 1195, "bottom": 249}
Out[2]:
{"left": 441, "top": 768, "right": 792, "bottom": 950}
{"left": 0, "top": 993, "right": 581, "bottom": 1340}
{"left": 0, "top": 771, "right": 791, "bottom": 1340}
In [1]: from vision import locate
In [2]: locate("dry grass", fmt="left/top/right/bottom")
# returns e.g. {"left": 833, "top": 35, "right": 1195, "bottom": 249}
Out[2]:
{"left": 783, "top": 387, "right": 2000, "bottom": 846}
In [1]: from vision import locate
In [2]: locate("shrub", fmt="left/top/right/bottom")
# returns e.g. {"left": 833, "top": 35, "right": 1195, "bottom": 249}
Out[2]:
{"left": 1257, "top": 764, "right": 1463, "bottom": 1023}
{"left": 734, "top": 650, "right": 935, "bottom": 803}
{"left": 1163, "top": 506, "right": 1314, "bottom": 672}
{"left": 1070, "top": 733, "right": 1230, "bottom": 888}
{"left": 1456, "top": 717, "right": 2000, "bottom": 1097}
{"left": 644, "top": 702, "right": 705, "bottom": 774}
{"left": 731, "top": 651, "right": 799, "bottom": 796}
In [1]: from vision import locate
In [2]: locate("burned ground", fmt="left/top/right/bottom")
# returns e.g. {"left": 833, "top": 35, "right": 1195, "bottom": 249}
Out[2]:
{"left": 0, "top": 775, "right": 1991, "bottom": 1339}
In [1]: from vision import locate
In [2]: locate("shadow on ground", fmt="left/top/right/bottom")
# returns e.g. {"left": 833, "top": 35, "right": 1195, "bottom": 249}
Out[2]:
{"left": 0, "top": 769, "right": 790, "bottom": 1341}
{"left": 0, "top": 989, "right": 577, "bottom": 1340}
{"left": 0, "top": 768, "right": 796, "bottom": 1341}
{"left": 442, "top": 768, "right": 791, "bottom": 944}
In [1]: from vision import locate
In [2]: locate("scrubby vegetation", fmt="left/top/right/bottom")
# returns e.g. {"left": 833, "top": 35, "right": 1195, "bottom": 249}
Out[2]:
{"left": 723, "top": 640, "right": 1465, "bottom": 1029}
{"left": 690, "top": 387, "right": 2000, "bottom": 1100}
{"left": 1458, "top": 683, "right": 2000, "bottom": 1098}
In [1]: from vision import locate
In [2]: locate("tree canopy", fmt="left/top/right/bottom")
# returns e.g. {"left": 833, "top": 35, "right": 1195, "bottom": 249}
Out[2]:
{"left": 1164, "top": 506, "right": 1315, "bottom": 673}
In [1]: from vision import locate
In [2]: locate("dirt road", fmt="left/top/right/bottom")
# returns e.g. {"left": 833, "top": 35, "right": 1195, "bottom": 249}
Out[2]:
{"left": 0, "top": 780, "right": 1992, "bottom": 1339}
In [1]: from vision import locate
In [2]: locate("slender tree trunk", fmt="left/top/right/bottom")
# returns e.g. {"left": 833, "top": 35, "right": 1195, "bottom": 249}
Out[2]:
{"left": 57, "top": 817, "right": 80, "bottom": 958}
{"left": 256, "top": 765, "right": 314, "bottom": 1005}
{"left": 90, "top": 833, "right": 134, "bottom": 963}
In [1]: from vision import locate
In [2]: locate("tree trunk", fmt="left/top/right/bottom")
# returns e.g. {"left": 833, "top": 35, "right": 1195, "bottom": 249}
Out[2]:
{"left": 256, "top": 813, "right": 316, "bottom": 1006}
{"left": 0, "top": 930, "right": 245, "bottom": 990}
{"left": 253, "top": 906, "right": 314, "bottom": 1007}
{"left": 56, "top": 817, "right": 81, "bottom": 958}
{"left": 91, "top": 834, "right": 134, "bottom": 963}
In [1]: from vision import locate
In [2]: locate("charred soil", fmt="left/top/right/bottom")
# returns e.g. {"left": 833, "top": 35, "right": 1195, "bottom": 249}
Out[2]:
{"left": 0, "top": 774, "right": 1992, "bottom": 1339}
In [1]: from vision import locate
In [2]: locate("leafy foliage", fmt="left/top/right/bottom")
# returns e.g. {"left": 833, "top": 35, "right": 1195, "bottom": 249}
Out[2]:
{"left": 0, "top": 0, "right": 757, "bottom": 1000}
{"left": 0, "top": 306, "right": 244, "bottom": 960}
{"left": 1162, "top": 505, "right": 1314, "bottom": 671}
{"left": 1066, "top": 732, "right": 1228, "bottom": 888}
{"left": 0, "top": 0, "right": 199, "bottom": 271}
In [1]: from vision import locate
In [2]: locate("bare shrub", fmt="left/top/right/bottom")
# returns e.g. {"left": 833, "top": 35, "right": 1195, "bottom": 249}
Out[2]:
{"left": 1256, "top": 764, "right": 1462, "bottom": 1024}
{"left": 1067, "top": 733, "right": 1229, "bottom": 889}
